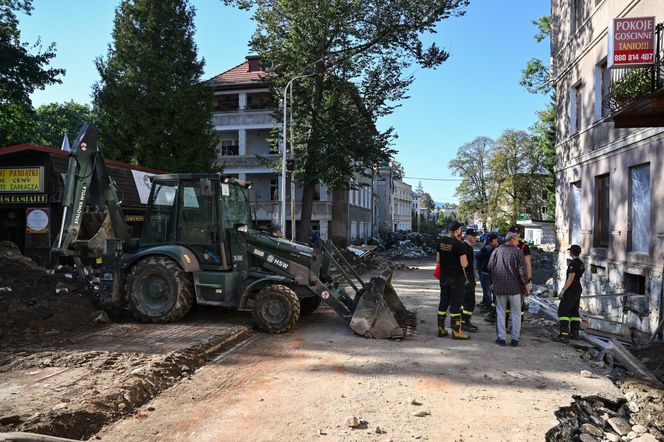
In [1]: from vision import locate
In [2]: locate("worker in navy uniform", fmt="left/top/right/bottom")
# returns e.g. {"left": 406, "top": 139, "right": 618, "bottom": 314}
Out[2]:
{"left": 436, "top": 220, "right": 470, "bottom": 340}
{"left": 555, "top": 244, "right": 585, "bottom": 343}
{"left": 461, "top": 228, "right": 480, "bottom": 333}
{"left": 505, "top": 225, "right": 532, "bottom": 330}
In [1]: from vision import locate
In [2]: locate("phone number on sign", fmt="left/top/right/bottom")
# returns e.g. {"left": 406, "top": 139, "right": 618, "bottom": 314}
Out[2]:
{"left": 614, "top": 53, "right": 654, "bottom": 63}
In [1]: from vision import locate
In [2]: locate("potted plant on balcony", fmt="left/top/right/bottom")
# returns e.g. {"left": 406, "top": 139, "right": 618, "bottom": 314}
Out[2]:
{"left": 610, "top": 68, "right": 653, "bottom": 107}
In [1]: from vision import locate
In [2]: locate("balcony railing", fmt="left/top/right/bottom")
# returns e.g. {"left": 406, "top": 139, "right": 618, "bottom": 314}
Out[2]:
{"left": 211, "top": 109, "right": 274, "bottom": 127}
{"left": 604, "top": 23, "right": 664, "bottom": 115}
{"left": 217, "top": 154, "right": 280, "bottom": 169}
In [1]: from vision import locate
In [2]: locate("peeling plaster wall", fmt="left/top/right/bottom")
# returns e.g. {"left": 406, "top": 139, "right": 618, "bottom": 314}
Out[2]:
{"left": 552, "top": 0, "right": 664, "bottom": 338}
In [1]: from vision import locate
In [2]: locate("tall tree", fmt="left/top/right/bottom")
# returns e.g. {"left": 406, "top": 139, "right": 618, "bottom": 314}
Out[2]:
{"left": 93, "top": 0, "right": 216, "bottom": 171}
{"left": 0, "top": 0, "right": 64, "bottom": 146}
{"left": 226, "top": 0, "right": 469, "bottom": 241}
{"left": 448, "top": 136, "right": 494, "bottom": 221}
{"left": 521, "top": 15, "right": 555, "bottom": 220}
{"left": 33, "top": 101, "right": 96, "bottom": 147}
{"left": 489, "top": 129, "right": 545, "bottom": 223}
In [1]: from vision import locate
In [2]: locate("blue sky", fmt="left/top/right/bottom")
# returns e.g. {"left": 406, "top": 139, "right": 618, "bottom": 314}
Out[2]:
{"left": 19, "top": 0, "right": 550, "bottom": 203}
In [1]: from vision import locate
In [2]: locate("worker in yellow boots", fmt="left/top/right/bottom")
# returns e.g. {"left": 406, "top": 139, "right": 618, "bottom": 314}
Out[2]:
{"left": 555, "top": 244, "right": 585, "bottom": 343}
{"left": 436, "top": 221, "right": 470, "bottom": 340}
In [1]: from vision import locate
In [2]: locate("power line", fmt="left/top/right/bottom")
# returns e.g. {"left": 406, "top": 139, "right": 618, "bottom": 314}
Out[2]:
{"left": 404, "top": 176, "right": 462, "bottom": 181}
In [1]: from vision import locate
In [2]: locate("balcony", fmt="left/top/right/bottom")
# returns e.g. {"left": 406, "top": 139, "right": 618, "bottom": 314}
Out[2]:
{"left": 251, "top": 201, "right": 333, "bottom": 221}
{"left": 604, "top": 23, "right": 664, "bottom": 128}
{"left": 211, "top": 108, "right": 274, "bottom": 127}
{"left": 217, "top": 154, "right": 280, "bottom": 170}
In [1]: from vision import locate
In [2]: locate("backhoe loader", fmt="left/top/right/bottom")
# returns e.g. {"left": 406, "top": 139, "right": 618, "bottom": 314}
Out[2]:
{"left": 52, "top": 124, "right": 416, "bottom": 338}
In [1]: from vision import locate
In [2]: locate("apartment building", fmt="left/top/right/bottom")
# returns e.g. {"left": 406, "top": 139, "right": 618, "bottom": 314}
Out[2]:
{"left": 207, "top": 56, "right": 373, "bottom": 244}
{"left": 393, "top": 180, "right": 413, "bottom": 231}
{"left": 375, "top": 163, "right": 413, "bottom": 234}
{"left": 551, "top": 0, "right": 664, "bottom": 338}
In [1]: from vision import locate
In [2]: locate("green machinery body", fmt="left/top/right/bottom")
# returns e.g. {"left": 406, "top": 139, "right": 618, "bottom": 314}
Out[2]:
{"left": 53, "top": 124, "right": 416, "bottom": 339}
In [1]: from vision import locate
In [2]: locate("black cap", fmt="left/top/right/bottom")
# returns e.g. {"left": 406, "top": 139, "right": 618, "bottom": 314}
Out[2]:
{"left": 448, "top": 221, "right": 463, "bottom": 232}
{"left": 486, "top": 233, "right": 498, "bottom": 242}
{"left": 568, "top": 244, "right": 582, "bottom": 255}
{"left": 465, "top": 228, "right": 478, "bottom": 237}
{"left": 508, "top": 225, "right": 522, "bottom": 234}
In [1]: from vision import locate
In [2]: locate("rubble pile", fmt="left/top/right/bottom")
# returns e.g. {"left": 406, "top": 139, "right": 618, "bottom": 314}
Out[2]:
{"left": 382, "top": 232, "right": 438, "bottom": 259}
{"left": 0, "top": 241, "right": 101, "bottom": 345}
{"left": 546, "top": 378, "right": 664, "bottom": 442}
{"left": 340, "top": 248, "right": 417, "bottom": 274}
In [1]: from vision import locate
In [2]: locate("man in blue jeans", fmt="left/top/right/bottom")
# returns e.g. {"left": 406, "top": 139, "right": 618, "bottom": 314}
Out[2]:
{"left": 477, "top": 233, "right": 498, "bottom": 314}
{"left": 488, "top": 232, "right": 530, "bottom": 347}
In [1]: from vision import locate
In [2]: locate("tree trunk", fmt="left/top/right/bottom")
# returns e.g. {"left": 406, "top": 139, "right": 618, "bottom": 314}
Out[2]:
{"left": 298, "top": 184, "right": 314, "bottom": 242}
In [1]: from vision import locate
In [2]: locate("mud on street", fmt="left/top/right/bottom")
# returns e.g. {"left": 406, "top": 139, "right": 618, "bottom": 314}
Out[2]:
{"left": 1, "top": 245, "right": 663, "bottom": 441}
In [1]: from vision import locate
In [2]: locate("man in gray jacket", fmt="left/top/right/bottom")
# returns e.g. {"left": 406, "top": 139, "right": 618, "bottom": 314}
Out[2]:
{"left": 488, "top": 232, "right": 531, "bottom": 347}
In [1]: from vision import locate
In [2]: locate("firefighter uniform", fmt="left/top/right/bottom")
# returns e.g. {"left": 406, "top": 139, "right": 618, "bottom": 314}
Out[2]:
{"left": 436, "top": 229, "right": 469, "bottom": 339}
{"left": 557, "top": 253, "right": 585, "bottom": 342}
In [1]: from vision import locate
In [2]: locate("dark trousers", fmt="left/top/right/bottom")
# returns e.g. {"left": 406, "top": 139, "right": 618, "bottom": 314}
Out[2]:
{"left": 558, "top": 290, "right": 581, "bottom": 336}
{"left": 462, "top": 278, "right": 476, "bottom": 317}
{"left": 480, "top": 272, "right": 492, "bottom": 305}
{"left": 438, "top": 279, "right": 464, "bottom": 318}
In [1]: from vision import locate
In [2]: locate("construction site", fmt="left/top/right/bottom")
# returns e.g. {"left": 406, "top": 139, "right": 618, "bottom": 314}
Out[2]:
{"left": 1, "top": 236, "right": 663, "bottom": 442}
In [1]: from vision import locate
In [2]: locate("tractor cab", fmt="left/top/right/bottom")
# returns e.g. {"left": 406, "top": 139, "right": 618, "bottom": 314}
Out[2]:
{"left": 139, "top": 173, "right": 251, "bottom": 270}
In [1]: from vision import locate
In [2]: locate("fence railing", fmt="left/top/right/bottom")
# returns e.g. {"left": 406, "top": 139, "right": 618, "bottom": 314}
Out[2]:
{"left": 604, "top": 23, "right": 664, "bottom": 113}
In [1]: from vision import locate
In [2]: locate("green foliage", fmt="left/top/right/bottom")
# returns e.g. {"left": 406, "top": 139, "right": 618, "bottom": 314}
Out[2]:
{"left": 520, "top": 15, "right": 551, "bottom": 95}
{"left": 530, "top": 94, "right": 556, "bottom": 220}
{"left": 532, "top": 16, "right": 551, "bottom": 43}
{"left": 448, "top": 136, "right": 493, "bottom": 221}
{"left": 520, "top": 58, "right": 551, "bottom": 94}
{"left": 93, "top": 0, "right": 216, "bottom": 171}
{"left": 419, "top": 192, "right": 435, "bottom": 211}
{"left": 0, "top": 0, "right": 65, "bottom": 108}
{"left": 33, "top": 101, "right": 96, "bottom": 147}
{"left": 0, "top": 101, "right": 36, "bottom": 146}
{"left": 225, "top": 0, "right": 469, "bottom": 240}
{"left": 0, "top": 0, "right": 65, "bottom": 146}
{"left": 611, "top": 69, "right": 652, "bottom": 104}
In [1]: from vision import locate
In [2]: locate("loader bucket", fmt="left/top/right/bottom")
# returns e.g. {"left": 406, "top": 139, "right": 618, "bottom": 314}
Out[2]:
{"left": 349, "top": 269, "right": 417, "bottom": 339}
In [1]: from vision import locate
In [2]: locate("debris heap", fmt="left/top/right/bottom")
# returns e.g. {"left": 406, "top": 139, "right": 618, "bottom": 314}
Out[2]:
{"left": 0, "top": 241, "right": 101, "bottom": 345}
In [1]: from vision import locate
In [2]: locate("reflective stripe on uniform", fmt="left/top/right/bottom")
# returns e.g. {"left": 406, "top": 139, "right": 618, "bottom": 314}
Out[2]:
{"left": 559, "top": 316, "right": 570, "bottom": 321}
{"left": 570, "top": 317, "right": 581, "bottom": 322}
{"left": 461, "top": 309, "right": 473, "bottom": 315}
{"left": 450, "top": 313, "right": 461, "bottom": 317}
{"left": 437, "top": 310, "right": 447, "bottom": 316}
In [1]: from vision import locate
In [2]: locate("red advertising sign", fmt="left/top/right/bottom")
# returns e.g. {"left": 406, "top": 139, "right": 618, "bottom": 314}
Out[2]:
{"left": 608, "top": 17, "right": 656, "bottom": 68}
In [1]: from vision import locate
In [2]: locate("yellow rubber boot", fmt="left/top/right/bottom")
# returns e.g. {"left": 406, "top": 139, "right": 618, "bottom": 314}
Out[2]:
{"left": 437, "top": 314, "right": 448, "bottom": 337}
{"left": 451, "top": 316, "right": 470, "bottom": 340}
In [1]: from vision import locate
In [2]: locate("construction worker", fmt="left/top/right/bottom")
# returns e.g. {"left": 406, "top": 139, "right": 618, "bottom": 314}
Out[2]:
{"left": 436, "top": 221, "right": 470, "bottom": 340}
{"left": 555, "top": 244, "right": 585, "bottom": 343}
{"left": 505, "top": 225, "right": 532, "bottom": 330}
{"left": 461, "top": 228, "right": 480, "bottom": 333}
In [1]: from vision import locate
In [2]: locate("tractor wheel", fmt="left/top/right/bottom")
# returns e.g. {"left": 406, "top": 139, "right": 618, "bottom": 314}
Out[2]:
{"left": 299, "top": 296, "right": 322, "bottom": 316}
{"left": 252, "top": 284, "right": 300, "bottom": 334}
{"left": 126, "top": 256, "right": 194, "bottom": 323}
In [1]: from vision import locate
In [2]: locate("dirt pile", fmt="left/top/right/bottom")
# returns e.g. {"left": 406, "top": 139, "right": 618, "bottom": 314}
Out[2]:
{"left": 546, "top": 378, "right": 664, "bottom": 441}
{"left": 0, "top": 241, "right": 101, "bottom": 346}
{"left": 383, "top": 232, "right": 438, "bottom": 259}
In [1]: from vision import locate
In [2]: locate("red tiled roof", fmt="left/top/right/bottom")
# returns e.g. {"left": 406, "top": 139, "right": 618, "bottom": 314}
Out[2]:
{"left": 208, "top": 56, "right": 269, "bottom": 85}
{"left": 0, "top": 144, "right": 164, "bottom": 174}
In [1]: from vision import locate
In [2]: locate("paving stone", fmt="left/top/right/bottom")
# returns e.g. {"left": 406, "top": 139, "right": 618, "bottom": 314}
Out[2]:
{"left": 607, "top": 417, "right": 631, "bottom": 436}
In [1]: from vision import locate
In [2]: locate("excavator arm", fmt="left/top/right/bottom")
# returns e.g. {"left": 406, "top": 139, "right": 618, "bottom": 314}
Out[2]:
{"left": 53, "top": 124, "right": 131, "bottom": 258}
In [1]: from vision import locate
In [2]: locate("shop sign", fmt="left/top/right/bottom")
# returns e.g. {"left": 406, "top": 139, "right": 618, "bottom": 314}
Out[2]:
{"left": 608, "top": 17, "right": 657, "bottom": 67}
{"left": 125, "top": 214, "right": 144, "bottom": 222}
{"left": 0, "top": 167, "right": 44, "bottom": 192}
{"left": 26, "top": 208, "right": 49, "bottom": 233}
{"left": 0, "top": 193, "right": 48, "bottom": 204}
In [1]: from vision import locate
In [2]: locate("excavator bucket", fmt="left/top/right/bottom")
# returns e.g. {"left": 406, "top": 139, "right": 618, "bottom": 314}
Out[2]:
{"left": 350, "top": 269, "right": 417, "bottom": 339}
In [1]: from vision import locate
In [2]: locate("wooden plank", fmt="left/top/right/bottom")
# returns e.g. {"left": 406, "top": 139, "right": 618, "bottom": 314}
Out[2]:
{"left": 609, "top": 337, "right": 663, "bottom": 386}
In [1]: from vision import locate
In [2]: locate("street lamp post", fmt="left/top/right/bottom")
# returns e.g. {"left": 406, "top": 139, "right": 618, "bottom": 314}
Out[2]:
{"left": 280, "top": 73, "right": 318, "bottom": 239}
